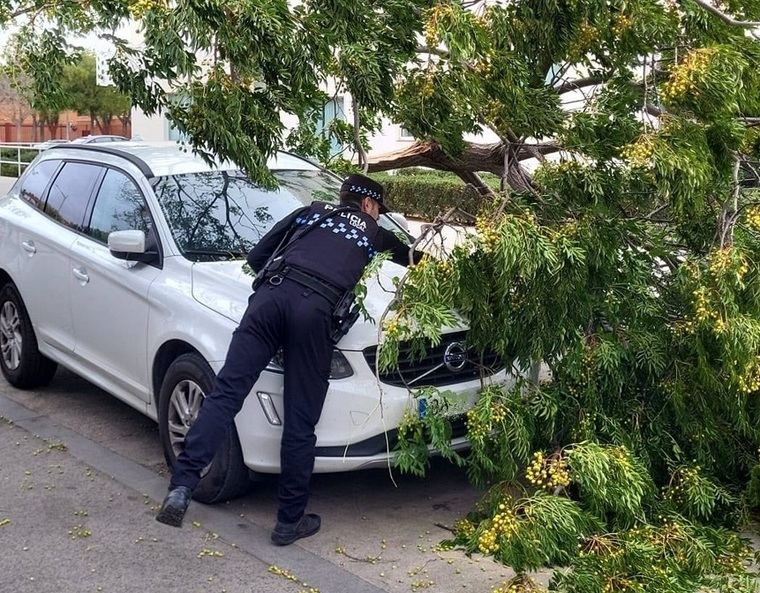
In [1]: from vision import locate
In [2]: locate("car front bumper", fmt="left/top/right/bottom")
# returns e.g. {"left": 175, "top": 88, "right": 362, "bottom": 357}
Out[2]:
{"left": 211, "top": 350, "right": 507, "bottom": 474}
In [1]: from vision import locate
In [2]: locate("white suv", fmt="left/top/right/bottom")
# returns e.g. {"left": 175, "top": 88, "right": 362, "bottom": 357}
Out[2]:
{"left": 0, "top": 142, "right": 502, "bottom": 503}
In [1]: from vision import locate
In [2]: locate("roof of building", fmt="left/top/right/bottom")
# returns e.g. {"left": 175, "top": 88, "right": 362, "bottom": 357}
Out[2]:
{"left": 47, "top": 140, "right": 321, "bottom": 178}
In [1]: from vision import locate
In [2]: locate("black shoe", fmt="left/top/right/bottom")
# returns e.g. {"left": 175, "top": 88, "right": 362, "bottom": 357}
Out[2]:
{"left": 156, "top": 486, "right": 192, "bottom": 528}
{"left": 271, "top": 513, "right": 321, "bottom": 546}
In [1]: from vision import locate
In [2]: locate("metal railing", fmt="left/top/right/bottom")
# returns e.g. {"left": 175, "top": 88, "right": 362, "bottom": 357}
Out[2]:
{"left": 0, "top": 142, "right": 44, "bottom": 178}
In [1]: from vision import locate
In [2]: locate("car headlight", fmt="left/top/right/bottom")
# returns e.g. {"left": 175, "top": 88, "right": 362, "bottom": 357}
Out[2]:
{"left": 267, "top": 349, "right": 354, "bottom": 380}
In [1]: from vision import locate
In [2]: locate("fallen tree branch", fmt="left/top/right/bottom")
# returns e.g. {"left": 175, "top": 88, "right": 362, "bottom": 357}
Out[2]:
{"left": 368, "top": 140, "right": 560, "bottom": 193}
{"left": 367, "top": 140, "right": 560, "bottom": 174}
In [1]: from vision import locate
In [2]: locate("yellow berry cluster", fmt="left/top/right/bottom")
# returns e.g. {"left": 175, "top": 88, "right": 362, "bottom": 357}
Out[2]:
{"left": 737, "top": 358, "right": 760, "bottom": 393}
{"left": 436, "top": 258, "right": 455, "bottom": 278}
{"left": 525, "top": 451, "right": 572, "bottom": 490}
{"left": 665, "top": 466, "right": 704, "bottom": 505}
{"left": 491, "top": 402, "right": 507, "bottom": 423}
{"left": 492, "top": 576, "right": 542, "bottom": 593}
{"left": 602, "top": 576, "right": 640, "bottom": 593}
{"left": 129, "top": 0, "right": 164, "bottom": 18}
{"left": 612, "top": 14, "right": 634, "bottom": 36}
{"left": 661, "top": 48, "right": 716, "bottom": 103}
{"left": 621, "top": 135, "right": 656, "bottom": 169}
{"left": 476, "top": 217, "right": 500, "bottom": 253}
{"left": 477, "top": 503, "right": 518, "bottom": 554}
{"left": 717, "top": 547, "right": 752, "bottom": 573}
{"left": 568, "top": 23, "right": 598, "bottom": 60}
{"left": 419, "top": 74, "right": 435, "bottom": 99}
{"left": 692, "top": 288, "right": 716, "bottom": 324}
{"left": 467, "top": 408, "right": 491, "bottom": 441}
{"left": 382, "top": 316, "right": 403, "bottom": 339}
{"left": 423, "top": 5, "right": 454, "bottom": 48}
{"left": 453, "top": 518, "right": 476, "bottom": 539}
{"left": 746, "top": 205, "right": 760, "bottom": 231}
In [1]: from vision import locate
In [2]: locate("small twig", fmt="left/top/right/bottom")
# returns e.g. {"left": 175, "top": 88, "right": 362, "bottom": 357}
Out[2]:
{"left": 685, "top": 0, "right": 760, "bottom": 27}
{"left": 434, "top": 522, "right": 455, "bottom": 534}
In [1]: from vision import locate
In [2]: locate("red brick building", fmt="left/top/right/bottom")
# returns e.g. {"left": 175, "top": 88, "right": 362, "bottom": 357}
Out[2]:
{"left": 0, "top": 108, "right": 130, "bottom": 143}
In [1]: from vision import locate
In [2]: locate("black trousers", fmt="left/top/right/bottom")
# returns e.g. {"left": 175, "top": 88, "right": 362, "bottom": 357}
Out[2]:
{"left": 170, "top": 278, "right": 334, "bottom": 524}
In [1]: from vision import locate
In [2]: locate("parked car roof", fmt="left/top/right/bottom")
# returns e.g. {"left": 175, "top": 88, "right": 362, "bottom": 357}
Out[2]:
{"left": 70, "top": 135, "right": 129, "bottom": 144}
{"left": 46, "top": 141, "right": 321, "bottom": 178}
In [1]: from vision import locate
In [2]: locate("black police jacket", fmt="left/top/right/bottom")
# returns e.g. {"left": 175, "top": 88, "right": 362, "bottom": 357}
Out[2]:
{"left": 247, "top": 201, "right": 422, "bottom": 291}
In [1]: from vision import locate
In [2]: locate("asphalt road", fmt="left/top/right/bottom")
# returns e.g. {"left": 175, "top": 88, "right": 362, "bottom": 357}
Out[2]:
{"left": 0, "top": 367, "right": 518, "bottom": 593}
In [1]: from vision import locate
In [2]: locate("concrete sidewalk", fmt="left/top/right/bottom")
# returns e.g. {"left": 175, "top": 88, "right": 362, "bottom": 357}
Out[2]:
{"left": 0, "top": 419, "right": 297, "bottom": 593}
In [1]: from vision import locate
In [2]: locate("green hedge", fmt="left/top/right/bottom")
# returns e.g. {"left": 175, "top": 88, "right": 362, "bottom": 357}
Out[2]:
{"left": 371, "top": 172, "right": 498, "bottom": 221}
{"left": 0, "top": 148, "right": 37, "bottom": 178}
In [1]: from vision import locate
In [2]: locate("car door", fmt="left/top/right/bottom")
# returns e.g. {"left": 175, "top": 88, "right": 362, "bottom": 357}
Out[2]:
{"left": 11, "top": 159, "right": 101, "bottom": 355}
{"left": 69, "top": 167, "right": 161, "bottom": 402}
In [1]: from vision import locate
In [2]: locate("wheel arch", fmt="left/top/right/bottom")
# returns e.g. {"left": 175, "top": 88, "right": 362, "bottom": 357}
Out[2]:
{"left": 151, "top": 340, "right": 205, "bottom": 410}
{"left": 0, "top": 268, "right": 15, "bottom": 289}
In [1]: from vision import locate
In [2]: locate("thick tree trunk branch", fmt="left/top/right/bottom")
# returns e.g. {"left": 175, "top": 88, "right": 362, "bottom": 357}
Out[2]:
{"left": 367, "top": 140, "right": 561, "bottom": 193}
{"left": 686, "top": 0, "right": 760, "bottom": 27}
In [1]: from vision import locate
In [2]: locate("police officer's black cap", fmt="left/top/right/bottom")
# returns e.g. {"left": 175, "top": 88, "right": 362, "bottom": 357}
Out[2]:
{"left": 341, "top": 173, "right": 389, "bottom": 214}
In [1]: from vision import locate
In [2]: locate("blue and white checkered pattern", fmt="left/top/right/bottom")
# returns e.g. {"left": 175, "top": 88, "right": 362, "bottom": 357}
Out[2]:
{"left": 348, "top": 184, "right": 382, "bottom": 201}
{"left": 293, "top": 214, "right": 377, "bottom": 259}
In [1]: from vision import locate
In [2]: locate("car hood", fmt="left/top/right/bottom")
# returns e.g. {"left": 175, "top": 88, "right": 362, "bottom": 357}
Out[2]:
{"left": 190, "top": 260, "right": 460, "bottom": 350}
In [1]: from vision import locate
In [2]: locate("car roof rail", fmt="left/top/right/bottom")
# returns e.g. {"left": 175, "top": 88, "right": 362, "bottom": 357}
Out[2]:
{"left": 47, "top": 144, "right": 154, "bottom": 178}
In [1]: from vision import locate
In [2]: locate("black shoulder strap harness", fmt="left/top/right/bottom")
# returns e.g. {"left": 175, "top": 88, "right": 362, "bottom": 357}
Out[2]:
{"left": 251, "top": 205, "right": 362, "bottom": 344}
{"left": 251, "top": 205, "right": 351, "bottom": 291}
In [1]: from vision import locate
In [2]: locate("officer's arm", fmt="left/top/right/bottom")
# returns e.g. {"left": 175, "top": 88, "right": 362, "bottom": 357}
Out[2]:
{"left": 247, "top": 207, "right": 308, "bottom": 271}
{"left": 377, "top": 227, "right": 425, "bottom": 267}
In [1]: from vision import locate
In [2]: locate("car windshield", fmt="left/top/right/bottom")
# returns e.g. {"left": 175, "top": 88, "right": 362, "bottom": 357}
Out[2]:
{"left": 151, "top": 169, "right": 407, "bottom": 261}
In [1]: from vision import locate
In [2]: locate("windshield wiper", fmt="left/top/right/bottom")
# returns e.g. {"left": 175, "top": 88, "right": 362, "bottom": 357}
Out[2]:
{"left": 182, "top": 248, "right": 247, "bottom": 260}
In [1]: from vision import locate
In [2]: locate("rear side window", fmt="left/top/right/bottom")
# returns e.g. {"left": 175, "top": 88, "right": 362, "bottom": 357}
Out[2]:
{"left": 87, "top": 169, "right": 151, "bottom": 244}
{"left": 45, "top": 162, "right": 102, "bottom": 230}
{"left": 19, "top": 160, "right": 60, "bottom": 209}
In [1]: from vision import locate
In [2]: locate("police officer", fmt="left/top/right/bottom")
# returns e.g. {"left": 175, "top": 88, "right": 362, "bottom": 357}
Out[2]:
{"left": 156, "top": 173, "right": 422, "bottom": 545}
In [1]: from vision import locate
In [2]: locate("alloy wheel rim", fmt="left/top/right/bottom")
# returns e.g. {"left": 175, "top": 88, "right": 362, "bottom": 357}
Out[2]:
{"left": 0, "top": 301, "right": 22, "bottom": 371}
{"left": 168, "top": 379, "right": 211, "bottom": 475}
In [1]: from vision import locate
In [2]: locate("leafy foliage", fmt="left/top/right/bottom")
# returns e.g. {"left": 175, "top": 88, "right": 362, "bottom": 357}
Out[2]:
{"left": 4, "top": 0, "right": 760, "bottom": 591}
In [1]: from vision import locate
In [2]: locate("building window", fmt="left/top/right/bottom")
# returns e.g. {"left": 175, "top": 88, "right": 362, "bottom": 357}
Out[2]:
{"left": 399, "top": 127, "right": 414, "bottom": 141}
{"left": 315, "top": 97, "right": 346, "bottom": 157}
{"left": 165, "top": 93, "right": 190, "bottom": 142}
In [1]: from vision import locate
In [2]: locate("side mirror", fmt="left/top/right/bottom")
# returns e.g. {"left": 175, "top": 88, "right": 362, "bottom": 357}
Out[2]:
{"left": 387, "top": 212, "right": 410, "bottom": 232}
{"left": 108, "top": 230, "right": 158, "bottom": 264}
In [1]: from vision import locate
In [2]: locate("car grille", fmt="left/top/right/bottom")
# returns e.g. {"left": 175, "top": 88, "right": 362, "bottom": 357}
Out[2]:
{"left": 362, "top": 331, "right": 503, "bottom": 388}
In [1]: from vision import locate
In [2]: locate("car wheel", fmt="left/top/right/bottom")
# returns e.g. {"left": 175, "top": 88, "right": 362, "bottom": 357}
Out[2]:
{"left": 157, "top": 352, "right": 251, "bottom": 504}
{"left": 0, "top": 283, "right": 57, "bottom": 389}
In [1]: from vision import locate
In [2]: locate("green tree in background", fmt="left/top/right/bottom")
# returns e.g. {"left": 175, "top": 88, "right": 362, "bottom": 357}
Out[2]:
{"left": 2, "top": 1, "right": 760, "bottom": 591}
{"left": 61, "top": 53, "right": 131, "bottom": 134}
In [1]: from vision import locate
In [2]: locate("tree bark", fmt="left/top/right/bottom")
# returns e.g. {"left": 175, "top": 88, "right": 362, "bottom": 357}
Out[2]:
{"left": 367, "top": 140, "right": 560, "bottom": 192}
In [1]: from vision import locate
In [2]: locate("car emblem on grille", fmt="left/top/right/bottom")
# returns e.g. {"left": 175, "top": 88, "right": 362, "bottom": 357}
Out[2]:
{"left": 443, "top": 342, "right": 467, "bottom": 372}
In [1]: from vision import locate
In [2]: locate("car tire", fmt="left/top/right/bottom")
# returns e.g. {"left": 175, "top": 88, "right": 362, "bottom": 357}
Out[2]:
{"left": 157, "top": 352, "right": 251, "bottom": 504}
{"left": 0, "top": 283, "right": 57, "bottom": 389}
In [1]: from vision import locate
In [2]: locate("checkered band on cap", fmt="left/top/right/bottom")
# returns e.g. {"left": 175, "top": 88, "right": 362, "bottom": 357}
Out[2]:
{"left": 348, "top": 184, "right": 382, "bottom": 201}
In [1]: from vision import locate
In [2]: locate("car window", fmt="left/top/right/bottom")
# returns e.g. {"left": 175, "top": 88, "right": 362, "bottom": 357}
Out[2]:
{"left": 151, "top": 168, "right": 409, "bottom": 261}
{"left": 151, "top": 169, "right": 332, "bottom": 259}
{"left": 87, "top": 169, "right": 151, "bottom": 244}
{"left": 44, "top": 162, "right": 102, "bottom": 230}
{"left": 19, "top": 159, "right": 60, "bottom": 209}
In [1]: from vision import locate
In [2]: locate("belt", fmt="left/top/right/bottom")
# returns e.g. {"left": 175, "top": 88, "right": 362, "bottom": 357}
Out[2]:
{"left": 267, "top": 266, "right": 343, "bottom": 307}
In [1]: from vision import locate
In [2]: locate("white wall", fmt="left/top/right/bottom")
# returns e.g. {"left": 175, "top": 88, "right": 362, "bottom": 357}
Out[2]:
{"left": 131, "top": 108, "right": 167, "bottom": 141}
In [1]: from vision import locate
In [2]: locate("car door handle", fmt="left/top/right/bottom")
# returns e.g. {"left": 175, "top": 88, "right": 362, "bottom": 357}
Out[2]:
{"left": 72, "top": 267, "right": 89, "bottom": 284}
{"left": 21, "top": 240, "right": 36, "bottom": 255}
